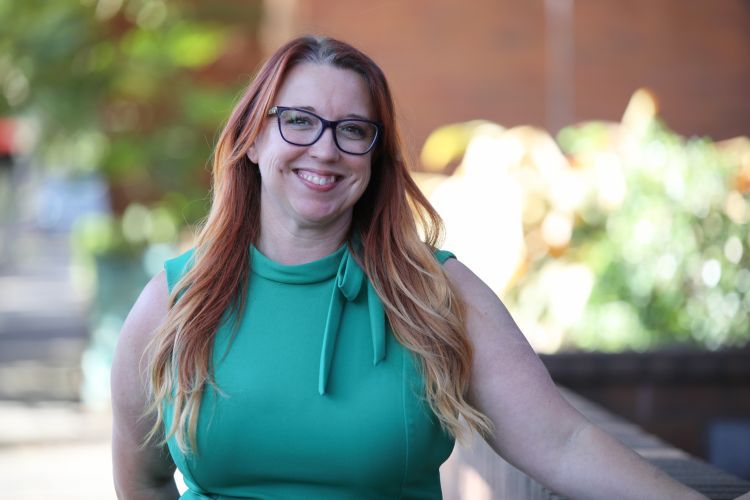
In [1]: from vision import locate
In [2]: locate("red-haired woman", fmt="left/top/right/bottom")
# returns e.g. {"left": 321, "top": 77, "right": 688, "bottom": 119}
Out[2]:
{"left": 111, "top": 36, "right": 709, "bottom": 499}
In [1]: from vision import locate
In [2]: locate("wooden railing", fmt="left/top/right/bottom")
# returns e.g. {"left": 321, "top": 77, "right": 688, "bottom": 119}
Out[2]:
{"left": 440, "top": 388, "right": 750, "bottom": 500}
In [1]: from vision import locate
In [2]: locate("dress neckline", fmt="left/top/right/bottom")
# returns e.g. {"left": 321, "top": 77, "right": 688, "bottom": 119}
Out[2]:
{"left": 250, "top": 244, "right": 347, "bottom": 284}
{"left": 250, "top": 240, "right": 385, "bottom": 395}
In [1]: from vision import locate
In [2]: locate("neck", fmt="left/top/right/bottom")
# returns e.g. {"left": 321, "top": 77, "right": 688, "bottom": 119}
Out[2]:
{"left": 257, "top": 213, "right": 352, "bottom": 265}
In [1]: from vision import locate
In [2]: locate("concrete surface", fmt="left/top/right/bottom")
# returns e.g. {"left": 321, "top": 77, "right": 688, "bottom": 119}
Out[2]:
{"left": 0, "top": 402, "right": 115, "bottom": 500}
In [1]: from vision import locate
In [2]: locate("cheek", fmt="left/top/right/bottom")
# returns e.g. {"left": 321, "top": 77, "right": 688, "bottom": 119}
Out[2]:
{"left": 357, "top": 162, "right": 377, "bottom": 199}
{"left": 352, "top": 166, "right": 371, "bottom": 199}
{"left": 253, "top": 128, "right": 290, "bottom": 166}
{"left": 358, "top": 159, "right": 373, "bottom": 183}
{"left": 259, "top": 148, "right": 295, "bottom": 176}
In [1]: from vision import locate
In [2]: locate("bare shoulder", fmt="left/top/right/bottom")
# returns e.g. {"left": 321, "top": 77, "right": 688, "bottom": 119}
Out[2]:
{"left": 111, "top": 270, "right": 170, "bottom": 404}
{"left": 118, "top": 271, "right": 170, "bottom": 354}
{"left": 443, "top": 258, "right": 496, "bottom": 302}
{"left": 124, "top": 270, "right": 170, "bottom": 339}
{"left": 442, "top": 256, "right": 478, "bottom": 286}
{"left": 442, "top": 254, "right": 551, "bottom": 365}
{"left": 442, "top": 257, "right": 530, "bottom": 348}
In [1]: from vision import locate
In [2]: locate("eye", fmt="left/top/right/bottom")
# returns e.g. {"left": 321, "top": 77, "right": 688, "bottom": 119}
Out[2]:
{"left": 338, "top": 121, "right": 371, "bottom": 140}
{"left": 282, "top": 110, "right": 315, "bottom": 129}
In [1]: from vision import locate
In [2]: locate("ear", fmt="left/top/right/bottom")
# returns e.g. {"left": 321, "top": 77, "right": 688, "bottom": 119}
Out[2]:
{"left": 247, "top": 143, "right": 258, "bottom": 164}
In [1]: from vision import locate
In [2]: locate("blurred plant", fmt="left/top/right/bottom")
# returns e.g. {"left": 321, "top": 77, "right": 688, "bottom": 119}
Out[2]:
{"left": 1, "top": 0, "right": 263, "bottom": 231}
{"left": 558, "top": 119, "right": 750, "bottom": 351}
{"left": 420, "top": 89, "right": 750, "bottom": 352}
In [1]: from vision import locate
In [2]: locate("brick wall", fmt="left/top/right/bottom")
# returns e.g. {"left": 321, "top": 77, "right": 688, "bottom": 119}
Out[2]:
{"left": 573, "top": 1, "right": 750, "bottom": 141}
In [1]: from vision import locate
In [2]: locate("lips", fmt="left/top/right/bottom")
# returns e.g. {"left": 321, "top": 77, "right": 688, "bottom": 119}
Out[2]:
{"left": 294, "top": 169, "right": 341, "bottom": 189}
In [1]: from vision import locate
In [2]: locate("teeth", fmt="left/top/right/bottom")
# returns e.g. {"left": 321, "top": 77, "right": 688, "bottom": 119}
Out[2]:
{"left": 297, "top": 170, "right": 337, "bottom": 186}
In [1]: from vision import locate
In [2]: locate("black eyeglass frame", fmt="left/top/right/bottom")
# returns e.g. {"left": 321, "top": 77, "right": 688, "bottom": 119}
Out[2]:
{"left": 268, "top": 106, "right": 382, "bottom": 156}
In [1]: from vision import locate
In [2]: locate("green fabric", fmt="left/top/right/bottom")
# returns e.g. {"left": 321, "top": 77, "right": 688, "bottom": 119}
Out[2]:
{"left": 163, "top": 244, "right": 456, "bottom": 499}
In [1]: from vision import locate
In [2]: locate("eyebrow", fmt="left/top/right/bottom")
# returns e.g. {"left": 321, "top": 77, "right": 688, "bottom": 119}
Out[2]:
{"left": 289, "top": 105, "right": 373, "bottom": 121}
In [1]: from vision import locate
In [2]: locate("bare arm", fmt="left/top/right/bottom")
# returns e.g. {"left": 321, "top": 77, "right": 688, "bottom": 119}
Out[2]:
{"left": 444, "top": 259, "right": 707, "bottom": 500}
{"left": 111, "top": 271, "right": 179, "bottom": 499}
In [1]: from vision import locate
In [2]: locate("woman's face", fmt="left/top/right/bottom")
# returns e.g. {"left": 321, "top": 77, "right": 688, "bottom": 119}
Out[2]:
{"left": 248, "top": 63, "right": 374, "bottom": 235}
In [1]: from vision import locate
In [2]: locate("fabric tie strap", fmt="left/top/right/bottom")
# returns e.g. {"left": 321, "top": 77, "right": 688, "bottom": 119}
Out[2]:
{"left": 318, "top": 246, "right": 386, "bottom": 395}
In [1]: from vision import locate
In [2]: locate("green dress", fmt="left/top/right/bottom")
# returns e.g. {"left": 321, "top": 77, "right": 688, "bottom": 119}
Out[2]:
{"left": 163, "top": 243, "right": 456, "bottom": 499}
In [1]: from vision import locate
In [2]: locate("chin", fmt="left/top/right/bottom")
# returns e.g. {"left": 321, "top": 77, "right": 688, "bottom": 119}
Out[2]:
{"left": 304, "top": 213, "right": 348, "bottom": 227}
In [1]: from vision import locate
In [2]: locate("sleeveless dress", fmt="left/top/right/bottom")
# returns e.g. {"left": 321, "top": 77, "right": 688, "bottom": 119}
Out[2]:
{"left": 163, "top": 244, "right": 456, "bottom": 499}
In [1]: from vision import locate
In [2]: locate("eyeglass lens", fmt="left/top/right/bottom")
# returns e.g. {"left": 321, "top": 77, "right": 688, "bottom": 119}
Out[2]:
{"left": 277, "top": 108, "right": 378, "bottom": 155}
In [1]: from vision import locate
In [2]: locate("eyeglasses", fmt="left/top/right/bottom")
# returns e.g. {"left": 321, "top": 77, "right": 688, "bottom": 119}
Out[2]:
{"left": 268, "top": 106, "right": 381, "bottom": 155}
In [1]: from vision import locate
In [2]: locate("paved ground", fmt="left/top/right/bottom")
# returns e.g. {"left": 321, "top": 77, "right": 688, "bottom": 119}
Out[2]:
{"left": 0, "top": 402, "right": 115, "bottom": 499}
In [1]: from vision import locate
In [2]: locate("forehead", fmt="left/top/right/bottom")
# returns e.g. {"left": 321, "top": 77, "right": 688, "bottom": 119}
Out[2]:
{"left": 275, "top": 63, "right": 373, "bottom": 118}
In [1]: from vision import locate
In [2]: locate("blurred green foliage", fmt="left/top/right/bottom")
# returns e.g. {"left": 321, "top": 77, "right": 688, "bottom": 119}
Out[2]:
{"left": 531, "top": 120, "right": 749, "bottom": 351}
{"left": 1, "top": 0, "right": 263, "bottom": 235}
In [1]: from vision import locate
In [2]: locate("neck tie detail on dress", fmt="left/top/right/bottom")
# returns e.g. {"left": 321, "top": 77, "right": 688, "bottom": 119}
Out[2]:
{"left": 318, "top": 246, "right": 386, "bottom": 395}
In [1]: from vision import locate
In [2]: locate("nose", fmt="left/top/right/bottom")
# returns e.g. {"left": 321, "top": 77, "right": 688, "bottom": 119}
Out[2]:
{"left": 308, "top": 126, "right": 340, "bottom": 161}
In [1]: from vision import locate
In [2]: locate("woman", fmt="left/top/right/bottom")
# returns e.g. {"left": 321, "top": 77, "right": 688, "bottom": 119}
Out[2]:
{"left": 112, "top": 35, "right": 710, "bottom": 499}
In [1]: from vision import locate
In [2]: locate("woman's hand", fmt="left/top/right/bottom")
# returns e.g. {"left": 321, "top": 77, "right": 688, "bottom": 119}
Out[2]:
{"left": 443, "top": 258, "right": 707, "bottom": 500}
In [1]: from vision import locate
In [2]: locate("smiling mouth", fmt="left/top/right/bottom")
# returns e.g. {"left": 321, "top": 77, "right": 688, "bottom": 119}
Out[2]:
{"left": 294, "top": 169, "right": 340, "bottom": 186}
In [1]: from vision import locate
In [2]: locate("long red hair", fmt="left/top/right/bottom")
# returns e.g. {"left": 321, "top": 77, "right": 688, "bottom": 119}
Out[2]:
{"left": 145, "top": 35, "right": 491, "bottom": 453}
